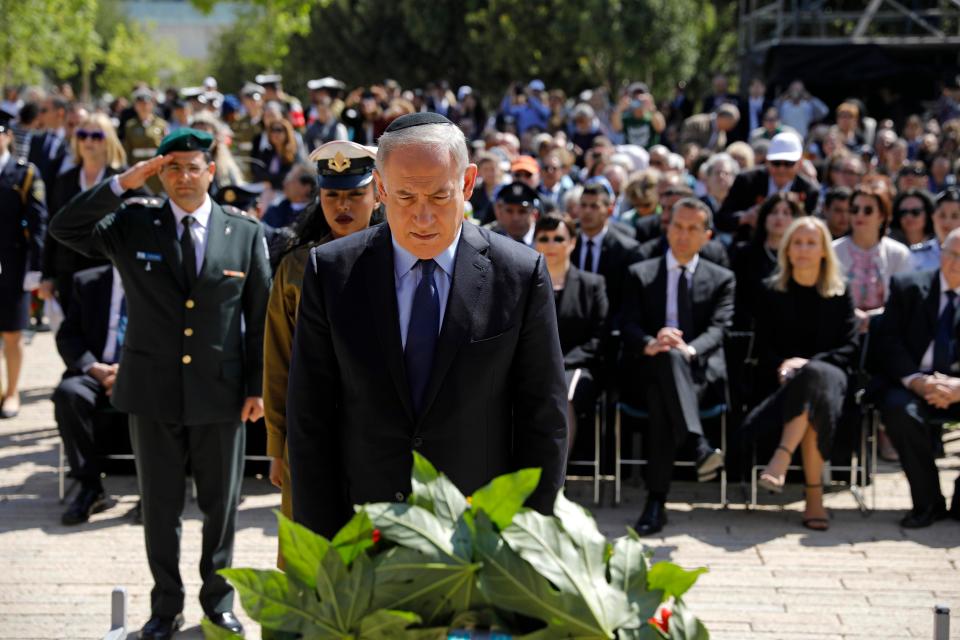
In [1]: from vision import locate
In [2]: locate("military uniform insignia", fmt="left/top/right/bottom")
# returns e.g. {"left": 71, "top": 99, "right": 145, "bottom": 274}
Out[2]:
{"left": 224, "top": 190, "right": 236, "bottom": 203}
{"left": 328, "top": 152, "right": 351, "bottom": 173}
{"left": 29, "top": 174, "right": 45, "bottom": 204}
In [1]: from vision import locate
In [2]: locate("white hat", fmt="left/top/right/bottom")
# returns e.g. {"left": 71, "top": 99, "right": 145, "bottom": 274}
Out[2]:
{"left": 767, "top": 132, "right": 803, "bottom": 162}
{"left": 309, "top": 140, "right": 378, "bottom": 189}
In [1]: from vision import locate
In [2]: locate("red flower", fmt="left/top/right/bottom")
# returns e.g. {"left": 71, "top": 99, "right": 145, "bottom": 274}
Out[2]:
{"left": 648, "top": 605, "right": 671, "bottom": 633}
{"left": 371, "top": 529, "right": 381, "bottom": 544}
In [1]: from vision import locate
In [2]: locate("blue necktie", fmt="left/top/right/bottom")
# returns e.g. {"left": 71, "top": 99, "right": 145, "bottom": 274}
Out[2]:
{"left": 405, "top": 260, "right": 440, "bottom": 414}
{"left": 933, "top": 290, "right": 957, "bottom": 374}
{"left": 114, "top": 296, "right": 127, "bottom": 362}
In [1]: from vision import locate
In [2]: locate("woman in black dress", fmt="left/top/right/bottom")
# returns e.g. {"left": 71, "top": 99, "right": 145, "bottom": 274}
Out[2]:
{"left": 533, "top": 213, "right": 609, "bottom": 452}
{"left": 40, "top": 112, "right": 126, "bottom": 314}
{"left": 0, "top": 110, "right": 47, "bottom": 418}
{"left": 742, "top": 217, "right": 858, "bottom": 530}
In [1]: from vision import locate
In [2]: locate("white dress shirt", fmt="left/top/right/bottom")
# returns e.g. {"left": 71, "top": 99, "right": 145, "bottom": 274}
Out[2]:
{"left": 171, "top": 196, "right": 212, "bottom": 275}
{"left": 665, "top": 250, "right": 699, "bottom": 330}
{"left": 393, "top": 225, "right": 461, "bottom": 349}
{"left": 578, "top": 225, "right": 608, "bottom": 273}
{"left": 903, "top": 273, "right": 960, "bottom": 387}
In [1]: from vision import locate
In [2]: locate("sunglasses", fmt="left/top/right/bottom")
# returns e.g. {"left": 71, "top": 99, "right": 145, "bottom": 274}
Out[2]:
{"left": 898, "top": 207, "right": 925, "bottom": 217}
{"left": 535, "top": 235, "right": 568, "bottom": 244}
{"left": 269, "top": 126, "right": 286, "bottom": 134}
{"left": 770, "top": 160, "right": 796, "bottom": 168}
{"left": 512, "top": 171, "right": 534, "bottom": 179}
{"left": 76, "top": 129, "right": 105, "bottom": 141}
{"left": 850, "top": 205, "right": 875, "bottom": 216}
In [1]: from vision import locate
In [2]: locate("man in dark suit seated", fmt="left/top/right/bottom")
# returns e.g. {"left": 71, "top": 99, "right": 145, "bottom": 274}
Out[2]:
{"left": 53, "top": 265, "right": 124, "bottom": 525}
{"left": 876, "top": 228, "right": 960, "bottom": 528}
{"left": 621, "top": 198, "right": 734, "bottom": 535}
{"left": 717, "top": 131, "right": 818, "bottom": 240}
{"left": 573, "top": 181, "right": 643, "bottom": 318}
{"left": 638, "top": 194, "right": 730, "bottom": 269}
{"left": 287, "top": 113, "right": 568, "bottom": 538}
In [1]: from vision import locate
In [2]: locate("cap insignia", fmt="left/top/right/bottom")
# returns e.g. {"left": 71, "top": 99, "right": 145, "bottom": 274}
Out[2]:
{"left": 329, "top": 152, "right": 351, "bottom": 173}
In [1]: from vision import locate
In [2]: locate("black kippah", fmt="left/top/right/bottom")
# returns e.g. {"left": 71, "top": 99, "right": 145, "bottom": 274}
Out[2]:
{"left": 384, "top": 112, "right": 455, "bottom": 132}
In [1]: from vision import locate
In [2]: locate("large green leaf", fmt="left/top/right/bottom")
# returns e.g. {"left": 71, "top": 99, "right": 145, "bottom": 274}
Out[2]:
{"left": 331, "top": 510, "right": 376, "bottom": 566}
{"left": 646, "top": 563, "right": 707, "bottom": 601}
{"left": 219, "top": 568, "right": 335, "bottom": 635}
{"left": 667, "top": 600, "right": 710, "bottom": 640}
{"left": 315, "top": 547, "right": 374, "bottom": 633}
{"left": 502, "top": 509, "right": 634, "bottom": 635}
{"left": 200, "top": 616, "right": 244, "bottom": 639}
{"left": 372, "top": 546, "right": 481, "bottom": 625}
{"left": 409, "top": 454, "right": 470, "bottom": 529}
{"left": 470, "top": 467, "right": 541, "bottom": 529}
{"left": 609, "top": 531, "right": 663, "bottom": 622}
{"left": 357, "top": 609, "right": 422, "bottom": 639}
{"left": 474, "top": 513, "right": 612, "bottom": 639}
{"left": 276, "top": 511, "right": 330, "bottom": 590}
{"left": 363, "top": 502, "right": 462, "bottom": 561}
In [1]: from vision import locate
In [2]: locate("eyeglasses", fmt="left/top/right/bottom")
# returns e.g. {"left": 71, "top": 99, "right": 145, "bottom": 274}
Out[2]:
{"left": 269, "top": 126, "right": 286, "bottom": 134}
{"left": 512, "top": 171, "right": 534, "bottom": 179}
{"left": 161, "top": 163, "right": 208, "bottom": 177}
{"left": 770, "top": 160, "right": 796, "bottom": 168}
{"left": 898, "top": 207, "right": 925, "bottom": 217}
{"left": 850, "top": 205, "right": 875, "bottom": 216}
{"left": 535, "top": 235, "right": 568, "bottom": 244}
{"left": 543, "top": 165, "right": 560, "bottom": 172}
{"left": 76, "top": 129, "right": 105, "bottom": 141}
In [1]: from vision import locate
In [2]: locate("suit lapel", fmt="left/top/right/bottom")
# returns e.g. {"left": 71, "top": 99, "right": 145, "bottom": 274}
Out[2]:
{"left": 151, "top": 203, "right": 188, "bottom": 292}
{"left": 651, "top": 257, "right": 668, "bottom": 330}
{"left": 418, "top": 223, "right": 491, "bottom": 422}
{"left": 364, "top": 226, "right": 415, "bottom": 423}
{"left": 926, "top": 271, "right": 941, "bottom": 336}
{"left": 691, "top": 261, "right": 708, "bottom": 332}
{"left": 93, "top": 269, "right": 114, "bottom": 360}
{"left": 198, "top": 204, "right": 225, "bottom": 286}
{"left": 558, "top": 268, "right": 580, "bottom": 319}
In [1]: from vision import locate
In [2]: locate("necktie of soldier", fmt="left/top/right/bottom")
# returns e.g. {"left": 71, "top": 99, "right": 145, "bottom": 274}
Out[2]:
{"left": 180, "top": 216, "right": 197, "bottom": 289}
{"left": 584, "top": 238, "right": 595, "bottom": 273}
{"left": 405, "top": 259, "right": 440, "bottom": 414}
{"left": 933, "top": 290, "right": 957, "bottom": 374}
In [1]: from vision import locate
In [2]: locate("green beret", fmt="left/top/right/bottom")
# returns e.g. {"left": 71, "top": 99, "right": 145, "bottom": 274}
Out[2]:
{"left": 156, "top": 128, "right": 214, "bottom": 156}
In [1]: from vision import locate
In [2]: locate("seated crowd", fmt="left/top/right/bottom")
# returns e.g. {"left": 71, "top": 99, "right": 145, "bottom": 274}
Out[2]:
{"left": 5, "top": 71, "right": 960, "bottom": 538}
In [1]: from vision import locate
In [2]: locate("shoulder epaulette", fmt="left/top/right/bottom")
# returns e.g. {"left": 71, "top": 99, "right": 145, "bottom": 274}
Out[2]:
{"left": 122, "top": 195, "right": 164, "bottom": 208}
{"left": 221, "top": 205, "right": 258, "bottom": 222}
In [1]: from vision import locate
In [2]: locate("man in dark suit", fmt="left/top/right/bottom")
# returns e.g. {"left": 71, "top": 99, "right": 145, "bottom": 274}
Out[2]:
{"left": 876, "top": 228, "right": 960, "bottom": 528}
{"left": 50, "top": 129, "right": 271, "bottom": 638}
{"left": 735, "top": 78, "right": 774, "bottom": 143}
{"left": 717, "top": 131, "right": 818, "bottom": 238}
{"left": 53, "top": 265, "right": 123, "bottom": 525}
{"left": 621, "top": 198, "right": 734, "bottom": 535}
{"left": 637, "top": 195, "right": 730, "bottom": 269}
{"left": 27, "top": 95, "right": 68, "bottom": 194}
{"left": 287, "top": 113, "right": 567, "bottom": 538}
{"left": 573, "top": 181, "right": 643, "bottom": 318}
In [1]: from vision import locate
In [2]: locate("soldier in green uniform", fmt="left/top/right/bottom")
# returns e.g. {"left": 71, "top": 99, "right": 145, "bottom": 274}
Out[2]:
{"left": 123, "top": 88, "right": 169, "bottom": 195}
{"left": 50, "top": 129, "right": 271, "bottom": 639}
{"left": 231, "top": 82, "right": 265, "bottom": 181}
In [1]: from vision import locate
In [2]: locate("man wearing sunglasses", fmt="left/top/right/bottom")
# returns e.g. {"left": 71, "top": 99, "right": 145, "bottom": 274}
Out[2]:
{"left": 717, "top": 131, "right": 818, "bottom": 241}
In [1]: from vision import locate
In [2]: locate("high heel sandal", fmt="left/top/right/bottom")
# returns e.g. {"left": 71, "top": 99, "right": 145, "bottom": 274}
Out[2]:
{"left": 801, "top": 484, "right": 830, "bottom": 531}
{"left": 758, "top": 445, "right": 794, "bottom": 494}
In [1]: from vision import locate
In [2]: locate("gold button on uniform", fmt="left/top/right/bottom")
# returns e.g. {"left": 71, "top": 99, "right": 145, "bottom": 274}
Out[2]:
{"left": 182, "top": 355, "right": 192, "bottom": 364}
{"left": 184, "top": 328, "right": 193, "bottom": 336}
{"left": 185, "top": 299, "right": 195, "bottom": 309}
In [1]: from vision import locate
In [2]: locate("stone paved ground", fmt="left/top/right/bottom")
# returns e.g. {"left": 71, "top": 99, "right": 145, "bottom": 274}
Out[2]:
{"left": 0, "top": 332, "right": 958, "bottom": 639}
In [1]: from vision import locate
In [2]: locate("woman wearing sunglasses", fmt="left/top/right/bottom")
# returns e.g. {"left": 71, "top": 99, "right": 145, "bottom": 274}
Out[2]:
{"left": 252, "top": 104, "right": 304, "bottom": 192}
{"left": 40, "top": 113, "right": 130, "bottom": 314}
{"left": 533, "top": 213, "right": 608, "bottom": 456}
{"left": 889, "top": 188, "right": 935, "bottom": 250}
{"left": 832, "top": 186, "right": 911, "bottom": 334}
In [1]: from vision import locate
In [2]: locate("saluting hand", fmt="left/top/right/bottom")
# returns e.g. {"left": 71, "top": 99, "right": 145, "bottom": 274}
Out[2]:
{"left": 117, "top": 154, "right": 172, "bottom": 192}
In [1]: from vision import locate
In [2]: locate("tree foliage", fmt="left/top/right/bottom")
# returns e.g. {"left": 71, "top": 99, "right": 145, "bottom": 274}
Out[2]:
{"left": 99, "top": 21, "right": 185, "bottom": 98}
{"left": 207, "top": 0, "right": 738, "bottom": 102}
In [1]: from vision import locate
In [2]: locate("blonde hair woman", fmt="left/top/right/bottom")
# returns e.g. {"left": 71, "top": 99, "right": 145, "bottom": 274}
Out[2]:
{"left": 41, "top": 112, "right": 128, "bottom": 313}
{"left": 740, "top": 217, "right": 858, "bottom": 531}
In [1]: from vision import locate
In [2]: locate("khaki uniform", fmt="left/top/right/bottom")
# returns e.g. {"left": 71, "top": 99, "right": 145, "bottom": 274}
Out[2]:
{"left": 123, "top": 116, "right": 169, "bottom": 194}
{"left": 230, "top": 115, "right": 261, "bottom": 181}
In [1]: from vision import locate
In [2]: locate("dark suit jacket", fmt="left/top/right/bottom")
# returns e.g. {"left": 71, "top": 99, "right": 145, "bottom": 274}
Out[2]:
{"left": 633, "top": 213, "right": 662, "bottom": 245}
{"left": 753, "top": 281, "right": 858, "bottom": 398}
{"left": 557, "top": 267, "right": 608, "bottom": 371}
{"left": 56, "top": 265, "right": 113, "bottom": 375}
{"left": 717, "top": 167, "right": 819, "bottom": 234}
{"left": 0, "top": 157, "right": 46, "bottom": 290}
{"left": 49, "top": 180, "right": 272, "bottom": 425}
{"left": 287, "top": 222, "right": 568, "bottom": 537}
{"left": 573, "top": 226, "right": 642, "bottom": 316}
{"left": 878, "top": 269, "right": 957, "bottom": 382}
{"left": 621, "top": 256, "right": 735, "bottom": 387}
{"left": 735, "top": 97, "right": 774, "bottom": 142}
{"left": 28, "top": 131, "right": 67, "bottom": 192}
{"left": 638, "top": 236, "right": 730, "bottom": 269}
{"left": 42, "top": 166, "right": 123, "bottom": 282}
